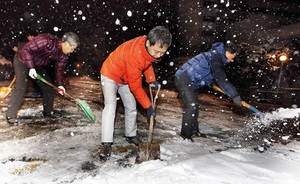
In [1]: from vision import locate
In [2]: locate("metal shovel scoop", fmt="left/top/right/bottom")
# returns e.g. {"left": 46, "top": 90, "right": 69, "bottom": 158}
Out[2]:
{"left": 0, "top": 76, "right": 16, "bottom": 99}
{"left": 36, "top": 74, "right": 96, "bottom": 123}
{"left": 136, "top": 84, "right": 161, "bottom": 163}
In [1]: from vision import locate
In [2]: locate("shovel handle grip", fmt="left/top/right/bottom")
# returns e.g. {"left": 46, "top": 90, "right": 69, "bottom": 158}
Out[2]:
{"left": 8, "top": 76, "right": 16, "bottom": 88}
{"left": 36, "top": 74, "right": 74, "bottom": 100}
{"left": 213, "top": 85, "right": 262, "bottom": 115}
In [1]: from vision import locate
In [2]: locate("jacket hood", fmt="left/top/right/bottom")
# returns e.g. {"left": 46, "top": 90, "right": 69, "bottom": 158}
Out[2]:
{"left": 211, "top": 42, "right": 228, "bottom": 65}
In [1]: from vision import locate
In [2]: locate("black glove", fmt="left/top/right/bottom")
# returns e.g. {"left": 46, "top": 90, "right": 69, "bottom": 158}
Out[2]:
{"left": 149, "top": 81, "right": 160, "bottom": 90}
{"left": 146, "top": 106, "right": 156, "bottom": 118}
{"left": 232, "top": 96, "right": 242, "bottom": 107}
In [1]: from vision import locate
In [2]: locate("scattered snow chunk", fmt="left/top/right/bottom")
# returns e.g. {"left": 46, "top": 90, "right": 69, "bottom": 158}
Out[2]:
{"left": 53, "top": 27, "right": 59, "bottom": 32}
{"left": 127, "top": 10, "right": 132, "bottom": 17}
{"left": 282, "top": 135, "right": 290, "bottom": 140}
{"left": 115, "top": 19, "right": 120, "bottom": 25}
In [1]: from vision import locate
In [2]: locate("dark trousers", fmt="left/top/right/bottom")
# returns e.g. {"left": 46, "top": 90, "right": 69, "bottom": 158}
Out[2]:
{"left": 6, "top": 55, "right": 54, "bottom": 118}
{"left": 174, "top": 76, "right": 200, "bottom": 137}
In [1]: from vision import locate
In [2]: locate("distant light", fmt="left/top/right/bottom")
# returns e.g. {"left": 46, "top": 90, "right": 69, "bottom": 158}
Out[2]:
{"left": 279, "top": 54, "right": 288, "bottom": 62}
{"left": 122, "top": 26, "right": 128, "bottom": 31}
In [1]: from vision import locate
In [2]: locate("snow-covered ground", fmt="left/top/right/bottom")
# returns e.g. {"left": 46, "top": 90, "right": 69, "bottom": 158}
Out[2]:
{"left": 0, "top": 76, "right": 299, "bottom": 184}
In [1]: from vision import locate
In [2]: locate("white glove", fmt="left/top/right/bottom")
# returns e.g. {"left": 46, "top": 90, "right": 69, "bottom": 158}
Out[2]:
{"left": 58, "top": 86, "right": 66, "bottom": 96}
{"left": 28, "top": 68, "right": 37, "bottom": 79}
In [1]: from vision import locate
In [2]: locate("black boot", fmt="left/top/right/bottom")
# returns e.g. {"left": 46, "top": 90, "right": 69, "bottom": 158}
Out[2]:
{"left": 6, "top": 117, "right": 19, "bottom": 126}
{"left": 126, "top": 136, "right": 142, "bottom": 146}
{"left": 180, "top": 133, "right": 194, "bottom": 142}
{"left": 99, "top": 143, "right": 112, "bottom": 161}
{"left": 192, "top": 131, "right": 207, "bottom": 138}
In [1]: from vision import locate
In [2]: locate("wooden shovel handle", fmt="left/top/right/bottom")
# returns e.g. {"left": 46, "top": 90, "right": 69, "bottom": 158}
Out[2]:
{"left": 8, "top": 76, "right": 16, "bottom": 88}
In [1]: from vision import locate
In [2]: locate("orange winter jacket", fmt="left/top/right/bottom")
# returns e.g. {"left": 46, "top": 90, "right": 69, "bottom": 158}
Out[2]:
{"left": 100, "top": 36, "right": 156, "bottom": 109}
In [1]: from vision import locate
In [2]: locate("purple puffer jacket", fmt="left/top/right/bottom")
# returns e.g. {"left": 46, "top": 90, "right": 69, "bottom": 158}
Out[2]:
{"left": 18, "top": 34, "right": 68, "bottom": 86}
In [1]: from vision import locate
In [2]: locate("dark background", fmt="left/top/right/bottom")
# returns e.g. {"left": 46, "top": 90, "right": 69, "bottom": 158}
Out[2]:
{"left": 0, "top": 0, "right": 300, "bottom": 104}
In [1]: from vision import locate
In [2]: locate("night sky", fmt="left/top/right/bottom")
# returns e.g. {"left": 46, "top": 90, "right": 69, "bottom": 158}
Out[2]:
{"left": 0, "top": 0, "right": 299, "bottom": 93}
{"left": 0, "top": 0, "right": 177, "bottom": 60}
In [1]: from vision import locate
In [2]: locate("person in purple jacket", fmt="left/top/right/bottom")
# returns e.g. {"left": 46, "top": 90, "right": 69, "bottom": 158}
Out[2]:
{"left": 6, "top": 32, "right": 80, "bottom": 126}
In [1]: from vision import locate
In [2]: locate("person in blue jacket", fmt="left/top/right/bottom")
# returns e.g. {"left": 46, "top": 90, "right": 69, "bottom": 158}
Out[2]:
{"left": 174, "top": 42, "right": 242, "bottom": 141}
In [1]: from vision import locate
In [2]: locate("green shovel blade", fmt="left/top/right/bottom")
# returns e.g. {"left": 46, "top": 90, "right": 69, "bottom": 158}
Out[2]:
{"left": 76, "top": 99, "right": 96, "bottom": 123}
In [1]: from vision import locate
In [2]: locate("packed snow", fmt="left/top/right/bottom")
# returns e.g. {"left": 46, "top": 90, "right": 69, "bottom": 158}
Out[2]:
{"left": 0, "top": 77, "right": 299, "bottom": 184}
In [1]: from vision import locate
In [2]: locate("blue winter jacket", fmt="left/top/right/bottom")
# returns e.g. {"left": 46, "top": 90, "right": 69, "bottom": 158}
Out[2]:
{"left": 175, "top": 42, "right": 239, "bottom": 99}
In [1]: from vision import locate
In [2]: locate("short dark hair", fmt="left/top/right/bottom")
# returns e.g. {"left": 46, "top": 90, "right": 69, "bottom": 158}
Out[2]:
{"left": 147, "top": 26, "right": 172, "bottom": 48}
{"left": 62, "top": 32, "right": 80, "bottom": 46}
{"left": 225, "top": 42, "right": 239, "bottom": 54}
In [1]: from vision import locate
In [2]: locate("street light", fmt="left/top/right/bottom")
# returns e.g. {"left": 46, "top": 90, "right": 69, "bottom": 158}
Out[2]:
{"left": 277, "top": 52, "right": 288, "bottom": 90}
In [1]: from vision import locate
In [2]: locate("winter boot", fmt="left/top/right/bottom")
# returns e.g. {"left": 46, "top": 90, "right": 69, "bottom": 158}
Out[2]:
{"left": 99, "top": 143, "right": 112, "bottom": 161}
{"left": 43, "top": 110, "right": 64, "bottom": 119}
{"left": 180, "top": 133, "right": 194, "bottom": 142}
{"left": 126, "top": 136, "right": 142, "bottom": 146}
{"left": 6, "top": 117, "right": 19, "bottom": 126}
{"left": 192, "top": 131, "right": 207, "bottom": 138}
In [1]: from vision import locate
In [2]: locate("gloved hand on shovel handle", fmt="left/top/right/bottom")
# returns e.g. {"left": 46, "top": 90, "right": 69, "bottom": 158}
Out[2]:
{"left": 58, "top": 86, "right": 66, "bottom": 96}
{"left": 29, "top": 68, "right": 37, "bottom": 79}
{"left": 232, "top": 96, "right": 242, "bottom": 107}
{"left": 149, "top": 81, "right": 160, "bottom": 90}
{"left": 146, "top": 106, "right": 156, "bottom": 119}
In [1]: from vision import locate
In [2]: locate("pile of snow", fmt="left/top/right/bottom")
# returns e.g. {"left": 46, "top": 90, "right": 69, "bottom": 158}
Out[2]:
{"left": 0, "top": 108, "right": 299, "bottom": 183}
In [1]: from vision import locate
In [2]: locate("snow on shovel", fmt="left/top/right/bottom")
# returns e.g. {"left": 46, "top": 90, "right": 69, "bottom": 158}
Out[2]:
{"left": 36, "top": 74, "right": 96, "bottom": 123}
{"left": 136, "top": 84, "right": 161, "bottom": 163}
{"left": 212, "top": 85, "right": 262, "bottom": 116}
{"left": 0, "top": 76, "right": 16, "bottom": 99}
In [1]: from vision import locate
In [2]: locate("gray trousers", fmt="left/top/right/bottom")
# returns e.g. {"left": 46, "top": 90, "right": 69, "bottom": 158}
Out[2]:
{"left": 101, "top": 75, "right": 137, "bottom": 143}
{"left": 6, "top": 55, "right": 54, "bottom": 118}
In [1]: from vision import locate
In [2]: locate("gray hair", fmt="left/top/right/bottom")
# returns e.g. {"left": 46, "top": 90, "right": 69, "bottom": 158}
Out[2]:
{"left": 62, "top": 32, "right": 80, "bottom": 46}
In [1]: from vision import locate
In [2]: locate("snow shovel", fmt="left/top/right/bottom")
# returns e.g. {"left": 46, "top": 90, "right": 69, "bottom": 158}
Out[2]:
{"left": 213, "top": 85, "right": 262, "bottom": 116}
{"left": 136, "top": 84, "right": 161, "bottom": 163}
{"left": 0, "top": 76, "right": 16, "bottom": 99}
{"left": 36, "top": 74, "right": 96, "bottom": 123}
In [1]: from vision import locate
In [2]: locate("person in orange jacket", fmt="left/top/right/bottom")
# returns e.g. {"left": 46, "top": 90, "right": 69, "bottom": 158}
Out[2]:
{"left": 99, "top": 26, "right": 172, "bottom": 160}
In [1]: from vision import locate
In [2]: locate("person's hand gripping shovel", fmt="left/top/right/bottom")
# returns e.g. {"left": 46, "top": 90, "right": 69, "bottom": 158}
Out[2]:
{"left": 213, "top": 85, "right": 262, "bottom": 116}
